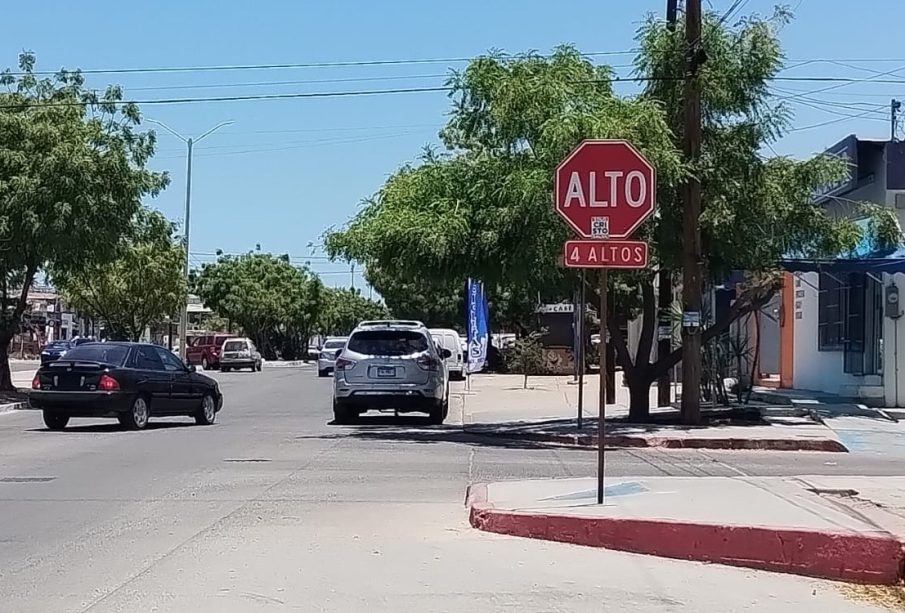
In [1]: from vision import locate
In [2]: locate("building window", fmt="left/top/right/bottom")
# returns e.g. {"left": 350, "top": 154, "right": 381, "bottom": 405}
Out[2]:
{"left": 818, "top": 271, "right": 880, "bottom": 375}
{"left": 818, "top": 272, "right": 845, "bottom": 351}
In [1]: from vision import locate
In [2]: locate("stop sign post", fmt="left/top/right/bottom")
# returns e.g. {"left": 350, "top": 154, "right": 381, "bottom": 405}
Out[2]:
{"left": 553, "top": 139, "right": 657, "bottom": 505}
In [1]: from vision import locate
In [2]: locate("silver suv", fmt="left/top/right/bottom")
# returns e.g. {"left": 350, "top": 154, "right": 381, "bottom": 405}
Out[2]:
{"left": 332, "top": 320, "right": 451, "bottom": 424}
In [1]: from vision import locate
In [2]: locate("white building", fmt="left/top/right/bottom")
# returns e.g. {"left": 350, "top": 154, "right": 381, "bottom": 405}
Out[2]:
{"left": 780, "top": 135, "right": 905, "bottom": 406}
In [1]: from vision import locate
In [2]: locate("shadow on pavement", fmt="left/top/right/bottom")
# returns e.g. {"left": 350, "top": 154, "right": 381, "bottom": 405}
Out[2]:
{"left": 29, "top": 421, "right": 199, "bottom": 434}
{"left": 302, "top": 419, "right": 624, "bottom": 451}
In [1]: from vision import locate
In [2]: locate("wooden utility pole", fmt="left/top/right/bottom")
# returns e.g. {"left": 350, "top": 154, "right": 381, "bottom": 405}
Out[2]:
{"left": 680, "top": 0, "right": 704, "bottom": 424}
{"left": 658, "top": 0, "right": 680, "bottom": 408}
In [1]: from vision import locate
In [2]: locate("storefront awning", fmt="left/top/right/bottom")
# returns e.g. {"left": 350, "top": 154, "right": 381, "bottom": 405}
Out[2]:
{"left": 780, "top": 246, "right": 905, "bottom": 274}
{"left": 780, "top": 217, "right": 905, "bottom": 274}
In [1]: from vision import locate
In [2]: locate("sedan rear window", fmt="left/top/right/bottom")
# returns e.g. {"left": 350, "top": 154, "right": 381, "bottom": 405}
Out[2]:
{"left": 347, "top": 330, "right": 429, "bottom": 356}
{"left": 59, "top": 344, "right": 129, "bottom": 366}
{"left": 223, "top": 340, "right": 245, "bottom": 351}
{"left": 323, "top": 339, "right": 346, "bottom": 350}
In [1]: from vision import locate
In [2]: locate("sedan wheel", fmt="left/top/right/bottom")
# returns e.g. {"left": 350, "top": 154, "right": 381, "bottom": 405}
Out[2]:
{"left": 195, "top": 394, "right": 217, "bottom": 425}
{"left": 121, "top": 396, "right": 150, "bottom": 430}
{"left": 43, "top": 411, "right": 69, "bottom": 430}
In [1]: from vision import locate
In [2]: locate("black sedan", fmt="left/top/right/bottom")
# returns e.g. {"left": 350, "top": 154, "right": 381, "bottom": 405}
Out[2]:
{"left": 39, "top": 340, "right": 72, "bottom": 366}
{"left": 29, "top": 342, "right": 223, "bottom": 431}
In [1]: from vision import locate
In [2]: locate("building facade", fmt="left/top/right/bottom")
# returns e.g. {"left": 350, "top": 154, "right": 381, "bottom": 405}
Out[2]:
{"left": 780, "top": 135, "right": 905, "bottom": 406}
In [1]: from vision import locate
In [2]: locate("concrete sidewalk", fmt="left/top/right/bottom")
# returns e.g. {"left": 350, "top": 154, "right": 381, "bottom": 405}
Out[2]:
{"left": 467, "top": 476, "right": 905, "bottom": 584}
{"left": 0, "top": 368, "right": 35, "bottom": 415}
{"left": 458, "top": 374, "right": 848, "bottom": 452}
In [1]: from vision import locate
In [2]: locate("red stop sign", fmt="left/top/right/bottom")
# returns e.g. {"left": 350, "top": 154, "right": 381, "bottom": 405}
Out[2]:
{"left": 555, "top": 140, "right": 656, "bottom": 239}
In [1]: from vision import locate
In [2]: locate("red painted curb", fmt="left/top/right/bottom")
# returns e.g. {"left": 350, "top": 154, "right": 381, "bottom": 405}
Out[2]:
{"left": 467, "top": 493, "right": 905, "bottom": 584}
{"left": 464, "top": 429, "right": 848, "bottom": 452}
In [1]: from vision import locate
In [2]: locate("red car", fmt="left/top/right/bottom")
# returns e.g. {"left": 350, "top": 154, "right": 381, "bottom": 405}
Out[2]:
{"left": 185, "top": 334, "right": 231, "bottom": 370}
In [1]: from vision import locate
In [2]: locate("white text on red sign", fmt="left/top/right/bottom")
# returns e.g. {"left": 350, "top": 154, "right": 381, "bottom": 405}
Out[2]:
{"left": 562, "top": 170, "right": 649, "bottom": 209}
{"left": 563, "top": 240, "right": 649, "bottom": 269}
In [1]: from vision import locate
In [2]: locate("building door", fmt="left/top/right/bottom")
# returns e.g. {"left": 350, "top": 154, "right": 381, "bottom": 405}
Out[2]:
{"left": 759, "top": 294, "right": 781, "bottom": 376}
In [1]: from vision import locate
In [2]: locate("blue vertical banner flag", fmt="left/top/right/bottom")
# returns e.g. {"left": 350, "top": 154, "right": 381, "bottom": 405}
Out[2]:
{"left": 466, "top": 278, "right": 489, "bottom": 374}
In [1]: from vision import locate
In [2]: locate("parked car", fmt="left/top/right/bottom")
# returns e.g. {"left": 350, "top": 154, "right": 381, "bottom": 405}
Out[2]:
{"left": 29, "top": 342, "right": 222, "bottom": 431}
{"left": 317, "top": 337, "right": 348, "bottom": 377}
{"left": 332, "top": 320, "right": 451, "bottom": 424}
{"left": 185, "top": 333, "right": 231, "bottom": 369}
{"left": 218, "top": 337, "right": 262, "bottom": 372}
{"left": 429, "top": 328, "right": 465, "bottom": 380}
{"left": 40, "top": 340, "right": 72, "bottom": 366}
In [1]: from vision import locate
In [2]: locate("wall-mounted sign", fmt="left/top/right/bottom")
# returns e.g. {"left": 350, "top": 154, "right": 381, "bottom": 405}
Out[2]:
{"left": 812, "top": 135, "right": 858, "bottom": 203}
{"left": 682, "top": 311, "right": 701, "bottom": 328}
{"left": 535, "top": 303, "right": 575, "bottom": 314}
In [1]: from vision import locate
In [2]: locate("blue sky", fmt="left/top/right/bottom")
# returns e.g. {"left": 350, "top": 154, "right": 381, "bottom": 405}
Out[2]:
{"left": 5, "top": 0, "right": 905, "bottom": 288}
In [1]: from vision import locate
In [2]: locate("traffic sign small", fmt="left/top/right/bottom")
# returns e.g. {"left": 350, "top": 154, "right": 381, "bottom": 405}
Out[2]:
{"left": 555, "top": 140, "right": 656, "bottom": 239}
{"left": 563, "top": 239, "right": 649, "bottom": 268}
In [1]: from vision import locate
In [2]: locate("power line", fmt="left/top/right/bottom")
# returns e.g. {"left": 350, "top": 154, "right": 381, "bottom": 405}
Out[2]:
{"left": 4, "top": 74, "right": 905, "bottom": 111}
{"left": 154, "top": 131, "right": 423, "bottom": 160}
{"left": 786, "top": 104, "right": 889, "bottom": 132}
{"left": 779, "top": 95, "right": 890, "bottom": 120}
{"left": 127, "top": 72, "right": 451, "bottom": 93}
{"left": 718, "top": 0, "right": 750, "bottom": 25}
{"left": 0, "top": 85, "right": 452, "bottom": 109}
{"left": 6, "top": 50, "right": 637, "bottom": 77}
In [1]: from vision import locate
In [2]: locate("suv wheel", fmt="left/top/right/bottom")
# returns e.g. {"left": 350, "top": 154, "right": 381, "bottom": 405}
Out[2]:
{"left": 333, "top": 399, "right": 357, "bottom": 425}
{"left": 201, "top": 356, "right": 209, "bottom": 370}
{"left": 428, "top": 399, "right": 446, "bottom": 425}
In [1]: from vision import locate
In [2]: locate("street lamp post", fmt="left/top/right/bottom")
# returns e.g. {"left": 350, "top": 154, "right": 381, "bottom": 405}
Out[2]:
{"left": 147, "top": 119, "right": 233, "bottom": 361}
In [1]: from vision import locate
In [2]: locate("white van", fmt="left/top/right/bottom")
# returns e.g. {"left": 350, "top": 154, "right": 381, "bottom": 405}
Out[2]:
{"left": 430, "top": 328, "right": 464, "bottom": 381}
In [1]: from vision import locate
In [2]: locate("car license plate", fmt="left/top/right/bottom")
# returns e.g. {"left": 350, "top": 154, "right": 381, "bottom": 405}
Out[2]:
{"left": 376, "top": 366, "right": 395, "bottom": 378}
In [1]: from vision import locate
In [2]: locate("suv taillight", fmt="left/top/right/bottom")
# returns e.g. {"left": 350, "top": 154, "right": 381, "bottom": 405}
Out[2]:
{"left": 32, "top": 375, "right": 40, "bottom": 390}
{"left": 335, "top": 356, "right": 356, "bottom": 371}
{"left": 98, "top": 374, "right": 120, "bottom": 391}
{"left": 417, "top": 355, "right": 441, "bottom": 371}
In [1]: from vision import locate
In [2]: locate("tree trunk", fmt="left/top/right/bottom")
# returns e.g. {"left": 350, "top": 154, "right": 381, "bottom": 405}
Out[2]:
{"left": 523, "top": 373, "right": 528, "bottom": 389}
{"left": 0, "top": 333, "right": 13, "bottom": 391}
{"left": 606, "top": 340, "right": 616, "bottom": 404}
{"left": 627, "top": 375, "right": 651, "bottom": 422}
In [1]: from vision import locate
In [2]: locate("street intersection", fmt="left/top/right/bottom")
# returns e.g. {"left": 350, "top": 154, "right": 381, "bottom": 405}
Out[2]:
{"left": 0, "top": 367, "right": 901, "bottom": 612}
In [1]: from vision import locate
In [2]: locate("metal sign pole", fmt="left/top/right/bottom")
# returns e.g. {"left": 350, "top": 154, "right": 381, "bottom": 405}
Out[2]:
{"left": 577, "top": 270, "right": 586, "bottom": 430}
{"left": 597, "top": 268, "right": 608, "bottom": 505}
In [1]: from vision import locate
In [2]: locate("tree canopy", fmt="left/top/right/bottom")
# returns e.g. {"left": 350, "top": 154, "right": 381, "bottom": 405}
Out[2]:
{"left": 317, "top": 286, "right": 389, "bottom": 336}
{"left": 0, "top": 52, "right": 168, "bottom": 388}
{"left": 325, "top": 11, "right": 900, "bottom": 420}
{"left": 193, "top": 252, "right": 323, "bottom": 359}
{"left": 56, "top": 208, "right": 185, "bottom": 341}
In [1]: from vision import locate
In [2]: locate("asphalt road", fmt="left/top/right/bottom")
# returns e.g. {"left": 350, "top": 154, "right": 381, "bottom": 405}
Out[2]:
{"left": 0, "top": 368, "right": 893, "bottom": 612}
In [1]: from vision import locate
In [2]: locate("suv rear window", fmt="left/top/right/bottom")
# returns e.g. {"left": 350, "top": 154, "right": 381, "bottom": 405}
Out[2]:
{"left": 347, "top": 330, "right": 429, "bottom": 356}
{"left": 60, "top": 344, "right": 129, "bottom": 366}
{"left": 323, "top": 339, "right": 346, "bottom": 350}
{"left": 223, "top": 340, "right": 245, "bottom": 351}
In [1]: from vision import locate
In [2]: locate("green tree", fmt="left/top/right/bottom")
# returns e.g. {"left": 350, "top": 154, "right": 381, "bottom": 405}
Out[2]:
{"left": 326, "top": 18, "right": 898, "bottom": 423}
{"left": 194, "top": 253, "right": 322, "bottom": 359}
{"left": 318, "top": 286, "right": 389, "bottom": 336}
{"left": 0, "top": 52, "right": 167, "bottom": 388}
{"left": 56, "top": 208, "right": 185, "bottom": 341}
{"left": 363, "top": 265, "right": 539, "bottom": 333}
{"left": 505, "top": 332, "right": 545, "bottom": 389}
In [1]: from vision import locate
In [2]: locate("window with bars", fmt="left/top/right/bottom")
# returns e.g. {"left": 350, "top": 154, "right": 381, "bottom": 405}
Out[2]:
{"left": 818, "top": 272, "right": 845, "bottom": 351}
{"left": 817, "top": 271, "right": 878, "bottom": 375}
